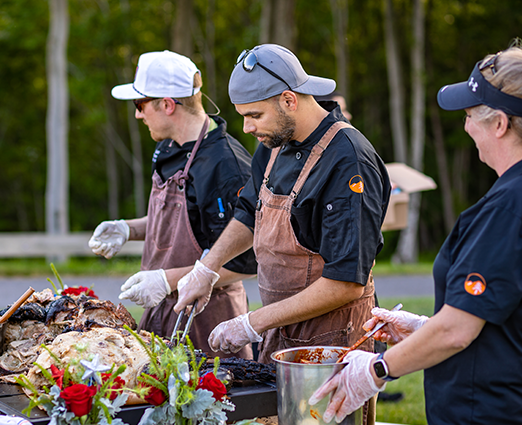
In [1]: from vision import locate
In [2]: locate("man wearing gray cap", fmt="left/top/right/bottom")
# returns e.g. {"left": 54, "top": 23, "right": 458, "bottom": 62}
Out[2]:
{"left": 88, "top": 50, "right": 256, "bottom": 359}
{"left": 176, "top": 41, "right": 389, "bottom": 354}
{"left": 174, "top": 44, "right": 390, "bottom": 420}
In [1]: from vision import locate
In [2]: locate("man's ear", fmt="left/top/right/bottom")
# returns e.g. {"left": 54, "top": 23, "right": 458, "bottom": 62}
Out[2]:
{"left": 163, "top": 97, "right": 178, "bottom": 115}
{"left": 279, "top": 90, "right": 298, "bottom": 112}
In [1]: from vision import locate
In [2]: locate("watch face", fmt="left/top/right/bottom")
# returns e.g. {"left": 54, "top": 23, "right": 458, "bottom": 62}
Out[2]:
{"left": 374, "top": 360, "right": 387, "bottom": 378}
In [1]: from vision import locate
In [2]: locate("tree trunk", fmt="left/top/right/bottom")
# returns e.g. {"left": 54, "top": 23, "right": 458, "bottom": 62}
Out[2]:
{"left": 172, "top": 0, "right": 194, "bottom": 57}
{"left": 394, "top": 0, "right": 426, "bottom": 263}
{"left": 383, "top": 0, "right": 407, "bottom": 163}
{"left": 105, "top": 128, "right": 119, "bottom": 220}
{"left": 429, "top": 98, "right": 455, "bottom": 233}
{"left": 46, "top": 0, "right": 69, "bottom": 261}
{"left": 260, "top": 0, "right": 296, "bottom": 50}
{"left": 259, "top": 0, "right": 273, "bottom": 44}
{"left": 329, "top": 0, "right": 349, "bottom": 105}
{"left": 273, "top": 0, "right": 296, "bottom": 50}
{"left": 120, "top": 0, "right": 145, "bottom": 218}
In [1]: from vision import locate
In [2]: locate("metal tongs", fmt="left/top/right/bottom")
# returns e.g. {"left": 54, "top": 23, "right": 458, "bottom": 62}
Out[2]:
{"left": 171, "top": 300, "right": 198, "bottom": 344}
{"left": 170, "top": 249, "right": 209, "bottom": 344}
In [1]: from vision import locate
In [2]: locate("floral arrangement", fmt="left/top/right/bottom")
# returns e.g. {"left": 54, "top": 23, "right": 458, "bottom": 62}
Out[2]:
{"left": 47, "top": 263, "right": 98, "bottom": 298}
{"left": 16, "top": 345, "right": 128, "bottom": 425}
{"left": 124, "top": 326, "right": 255, "bottom": 425}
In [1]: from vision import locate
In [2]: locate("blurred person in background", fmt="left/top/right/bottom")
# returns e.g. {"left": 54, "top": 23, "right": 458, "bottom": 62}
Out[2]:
{"left": 88, "top": 50, "right": 256, "bottom": 359}
{"left": 314, "top": 90, "right": 353, "bottom": 121}
{"left": 310, "top": 45, "right": 522, "bottom": 424}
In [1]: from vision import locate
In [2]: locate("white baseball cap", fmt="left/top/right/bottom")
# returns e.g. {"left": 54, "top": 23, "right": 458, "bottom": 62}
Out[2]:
{"left": 111, "top": 50, "right": 201, "bottom": 100}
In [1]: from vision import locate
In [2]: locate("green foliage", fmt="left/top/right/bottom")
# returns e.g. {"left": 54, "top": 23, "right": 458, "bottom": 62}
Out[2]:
{"left": 1, "top": 0, "right": 521, "bottom": 255}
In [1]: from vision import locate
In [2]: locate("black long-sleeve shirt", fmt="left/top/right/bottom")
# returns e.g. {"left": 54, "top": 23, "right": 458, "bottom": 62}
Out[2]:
{"left": 234, "top": 105, "right": 390, "bottom": 285}
{"left": 152, "top": 115, "right": 257, "bottom": 274}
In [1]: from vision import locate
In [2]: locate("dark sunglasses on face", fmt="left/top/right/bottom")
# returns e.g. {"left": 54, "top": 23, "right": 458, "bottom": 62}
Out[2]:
{"left": 236, "top": 49, "right": 293, "bottom": 91}
{"left": 133, "top": 97, "right": 183, "bottom": 112}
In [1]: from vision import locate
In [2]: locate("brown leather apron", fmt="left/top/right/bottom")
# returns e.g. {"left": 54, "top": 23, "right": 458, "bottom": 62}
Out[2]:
{"left": 139, "top": 116, "right": 252, "bottom": 359}
{"left": 254, "top": 121, "right": 376, "bottom": 424}
{"left": 254, "top": 121, "right": 375, "bottom": 361}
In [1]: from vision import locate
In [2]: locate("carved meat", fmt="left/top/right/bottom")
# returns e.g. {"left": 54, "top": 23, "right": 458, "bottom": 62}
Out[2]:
{"left": 22, "top": 327, "right": 150, "bottom": 394}
{"left": 0, "top": 289, "right": 137, "bottom": 375}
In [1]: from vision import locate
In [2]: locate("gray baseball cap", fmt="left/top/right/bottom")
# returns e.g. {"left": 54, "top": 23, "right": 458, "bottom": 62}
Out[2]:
{"left": 229, "top": 44, "right": 336, "bottom": 104}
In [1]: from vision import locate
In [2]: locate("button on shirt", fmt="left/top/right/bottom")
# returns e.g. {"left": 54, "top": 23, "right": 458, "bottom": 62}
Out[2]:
{"left": 427, "top": 159, "right": 522, "bottom": 424}
{"left": 234, "top": 106, "right": 391, "bottom": 285}
{"left": 152, "top": 115, "right": 257, "bottom": 274}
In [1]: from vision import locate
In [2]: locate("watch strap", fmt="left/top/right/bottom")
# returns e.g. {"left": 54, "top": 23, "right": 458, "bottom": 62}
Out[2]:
{"left": 373, "top": 352, "right": 399, "bottom": 382}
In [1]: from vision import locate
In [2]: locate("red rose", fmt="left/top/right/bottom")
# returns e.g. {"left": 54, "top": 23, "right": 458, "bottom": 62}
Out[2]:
{"left": 101, "top": 373, "right": 126, "bottom": 400}
{"left": 140, "top": 375, "right": 167, "bottom": 406}
{"left": 196, "top": 372, "right": 227, "bottom": 401}
{"left": 60, "top": 384, "right": 97, "bottom": 417}
{"left": 62, "top": 286, "right": 98, "bottom": 299}
{"left": 50, "top": 364, "right": 64, "bottom": 389}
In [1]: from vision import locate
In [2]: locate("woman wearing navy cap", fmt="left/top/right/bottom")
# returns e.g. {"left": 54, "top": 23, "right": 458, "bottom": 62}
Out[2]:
{"left": 309, "top": 45, "right": 522, "bottom": 424}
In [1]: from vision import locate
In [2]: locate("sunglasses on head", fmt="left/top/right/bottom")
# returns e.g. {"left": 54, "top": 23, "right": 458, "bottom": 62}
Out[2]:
{"left": 133, "top": 97, "right": 183, "bottom": 112}
{"left": 479, "top": 51, "right": 503, "bottom": 75}
{"left": 236, "top": 49, "right": 292, "bottom": 91}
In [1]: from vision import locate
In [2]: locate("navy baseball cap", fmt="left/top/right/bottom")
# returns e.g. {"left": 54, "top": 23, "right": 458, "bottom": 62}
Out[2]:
{"left": 229, "top": 44, "right": 336, "bottom": 104}
{"left": 437, "top": 60, "right": 522, "bottom": 116}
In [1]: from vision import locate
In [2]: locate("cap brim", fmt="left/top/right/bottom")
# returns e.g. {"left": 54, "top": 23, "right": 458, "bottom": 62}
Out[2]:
{"left": 437, "top": 81, "right": 481, "bottom": 111}
{"left": 111, "top": 83, "right": 146, "bottom": 100}
{"left": 293, "top": 75, "right": 336, "bottom": 97}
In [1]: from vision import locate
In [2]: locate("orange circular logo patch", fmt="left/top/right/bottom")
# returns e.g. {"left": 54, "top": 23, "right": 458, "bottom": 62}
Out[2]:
{"left": 464, "top": 273, "right": 486, "bottom": 296}
{"left": 349, "top": 175, "right": 364, "bottom": 193}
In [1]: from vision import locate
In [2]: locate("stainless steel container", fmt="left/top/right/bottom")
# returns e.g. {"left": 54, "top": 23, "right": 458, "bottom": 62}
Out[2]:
{"left": 272, "top": 346, "right": 363, "bottom": 425}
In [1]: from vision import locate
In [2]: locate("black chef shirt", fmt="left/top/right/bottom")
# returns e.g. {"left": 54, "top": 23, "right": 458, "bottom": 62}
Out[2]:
{"left": 151, "top": 115, "right": 257, "bottom": 275}
{"left": 234, "top": 105, "right": 390, "bottom": 285}
{"left": 426, "top": 159, "right": 522, "bottom": 424}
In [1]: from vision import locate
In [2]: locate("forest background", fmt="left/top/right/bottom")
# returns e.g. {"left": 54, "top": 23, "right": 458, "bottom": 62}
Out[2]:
{"left": 0, "top": 0, "right": 520, "bottom": 263}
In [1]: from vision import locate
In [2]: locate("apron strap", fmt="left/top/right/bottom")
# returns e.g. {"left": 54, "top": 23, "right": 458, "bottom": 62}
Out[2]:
{"left": 173, "top": 115, "right": 211, "bottom": 186}
{"left": 262, "top": 146, "right": 281, "bottom": 185}
{"left": 290, "top": 121, "right": 352, "bottom": 199}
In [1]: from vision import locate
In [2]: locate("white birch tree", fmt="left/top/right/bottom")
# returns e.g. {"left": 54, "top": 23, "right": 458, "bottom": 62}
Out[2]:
{"left": 46, "top": 0, "right": 69, "bottom": 242}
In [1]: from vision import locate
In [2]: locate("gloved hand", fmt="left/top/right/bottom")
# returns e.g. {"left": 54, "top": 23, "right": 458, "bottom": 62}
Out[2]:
{"left": 174, "top": 260, "right": 220, "bottom": 315}
{"left": 119, "top": 269, "right": 171, "bottom": 309}
{"left": 208, "top": 312, "right": 263, "bottom": 354}
{"left": 364, "top": 307, "right": 429, "bottom": 345}
{"left": 309, "top": 351, "right": 386, "bottom": 423}
{"left": 88, "top": 220, "right": 130, "bottom": 259}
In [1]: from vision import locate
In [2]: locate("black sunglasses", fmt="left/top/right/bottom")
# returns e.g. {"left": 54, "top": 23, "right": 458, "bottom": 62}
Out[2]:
{"left": 479, "top": 51, "right": 502, "bottom": 75}
{"left": 133, "top": 97, "right": 183, "bottom": 112}
{"left": 236, "top": 49, "right": 292, "bottom": 91}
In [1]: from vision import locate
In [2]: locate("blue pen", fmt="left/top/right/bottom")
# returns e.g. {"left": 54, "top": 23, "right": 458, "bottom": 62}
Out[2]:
{"left": 217, "top": 198, "right": 225, "bottom": 218}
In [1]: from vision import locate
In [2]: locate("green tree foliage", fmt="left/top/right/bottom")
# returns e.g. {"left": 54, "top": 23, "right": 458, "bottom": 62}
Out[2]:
{"left": 0, "top": 0, "right": 521, "bottom": 257}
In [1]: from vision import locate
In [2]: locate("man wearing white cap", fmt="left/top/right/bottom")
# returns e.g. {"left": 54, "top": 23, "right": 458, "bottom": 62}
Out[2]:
{"left": 173, "top": 44, "right": 390, "bottom": 423}
{"left": 88, "top": 50, "right": 256, "bottom": 359}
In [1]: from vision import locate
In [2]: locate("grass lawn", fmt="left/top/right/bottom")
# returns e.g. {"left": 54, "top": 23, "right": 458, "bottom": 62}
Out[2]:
{"left": 374, "top": 296, "right": 434, "bottom": 425}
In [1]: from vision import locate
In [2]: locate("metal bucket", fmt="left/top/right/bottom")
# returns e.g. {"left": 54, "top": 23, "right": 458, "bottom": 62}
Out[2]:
{"left": 271, "top": 346, "right": 363, "bottom": 425}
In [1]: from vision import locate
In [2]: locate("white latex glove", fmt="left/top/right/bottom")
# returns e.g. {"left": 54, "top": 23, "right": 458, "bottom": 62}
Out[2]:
{"left": 309, "top": 351, "right": 386, "bottom": 423}
{"left": 88, "top": 220, "right": 130, "bottom": 259}
{"left": 174, "top": 260, "right": 220, "bottom": 315}
{"left": 208, "top": 312, "right": 263, "bottom": 354}
{"left": 364, "top": 307, "right": 429, "bottom": 345}
{"left": 119, "top": 269, "right": 171, "bottom": 308}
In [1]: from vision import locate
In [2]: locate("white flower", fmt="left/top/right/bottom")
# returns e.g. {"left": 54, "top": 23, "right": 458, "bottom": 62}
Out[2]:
{"left": 80, "top": 354, "right": 111, "bottom": 384}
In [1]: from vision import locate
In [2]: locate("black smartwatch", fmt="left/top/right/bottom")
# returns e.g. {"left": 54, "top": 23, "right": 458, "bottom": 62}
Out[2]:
{"left": 373, "top": 352, "right": 399, "bottom": 382}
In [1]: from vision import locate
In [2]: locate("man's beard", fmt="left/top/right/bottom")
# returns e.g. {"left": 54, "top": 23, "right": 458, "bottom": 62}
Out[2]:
{"left": 254, "top": 107, "right": 296, "bottom": 149}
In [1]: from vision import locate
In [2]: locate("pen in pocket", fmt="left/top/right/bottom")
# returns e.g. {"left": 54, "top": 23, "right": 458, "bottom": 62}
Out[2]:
{"left": 217, "top": 198, "right": 225, "bottom": 218}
